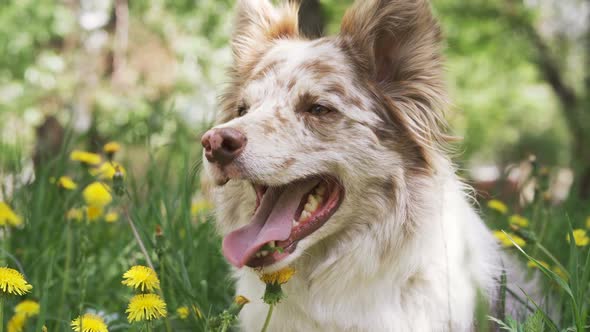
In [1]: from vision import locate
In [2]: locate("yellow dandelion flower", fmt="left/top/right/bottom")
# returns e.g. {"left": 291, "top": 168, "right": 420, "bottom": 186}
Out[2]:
{"left": 176, "top": 306, "right": 189, "bottom": 320}
{"left": 57, "top": 176, "right": 78, "bottom": 190}
{"left": 90, "top": 162, "right": 126, "bottom": 180}
{"left": 492, "top": 230, "right": 526, "bottom": 248}
{"left": 70, "top": 150, "right": 101, "bottom": 166}
{"left": 586, "top": 216, "right": 590, "bottom": 229}
{"left": 86, "top": 206, "right": 103, "bottom": 221}
{"left": 122, "top": 265, "right": 160, "bottom": 292}
{"left": 509, "top": 214, "right": 529, "bottom": 228}
{"left": 191, "top": 200, "right": 213, "bottom": 217}
{"left": 71, "top": 313, "right": 108, "bottom": 332}
{"left": 83, "top": 182, "right": 112, "bottom": 208}
{"left": 67, "top": 208, "right": 84, "bottom": 222}
{"left": 14, "top": 299, "right": 40, "bottom": 317}
{"left": 7, "top": 313, "right": 26, "bottom": 332}
{"left": 487, "top": 199, "right": 508, "bottom": 214}
{"left": 0, "top": 267, "right": 32, "bottom": 296}
{"left": 527, "top": 260, "right": 549, "bottom": 270}
{"left": 260, "top": 267, "right": 296, "bottom": 285}
{"left": 126, "top": 293, "right": 167, "bottom": 322}
{"left": 103, "top": 142, "right": 121, "bottom": 155}
{"left": 0, "top": 202, "right": 22, "bottom": 227}
{"left": 104, "top": 212, "right": 119, "bottom": 223}
{"left": 566, "top": 229, "right": 590, "bottom": 247}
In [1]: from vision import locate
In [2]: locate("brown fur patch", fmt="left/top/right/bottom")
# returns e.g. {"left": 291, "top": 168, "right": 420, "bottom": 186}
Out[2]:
{"left": 281, "top": 157, "right": 296, "bottom": 169}
{"left": 365, "top": 82, "right": 432, "bottom": 173}
{"left": 287, "top": 78, "right": 297, "bottom": 92}
{"left": 300, "top": 109, "right": 345, "bottom": 140}
{"left": 261, "top": 120, "right": 277, "bottom": 135}
{"left": 266, "top": 13, "right": 299, "bottom": 40}
{"left": 323, "top": 82, "right": 348, "bottom": 101}
{"left": 300, "top": 58, "right": 337, "bottom": 79}
{"left": 275, "top": 108, "right": 289, "bottom": 125}
{"left": 250, "top": 58, "right": 284, "bottom": 82}
{"left": 294, "top": 92, "right": 318, "bottom": 115}
{"left": 349, "top": 95, "right": 364, "bottom": 110}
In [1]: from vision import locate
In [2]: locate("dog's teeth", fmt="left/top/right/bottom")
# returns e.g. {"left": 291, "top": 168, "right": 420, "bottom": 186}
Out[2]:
{"left": 309, "top": 195, "right": 319, "bottom": 210}
{"left": 269, "top": 241, "right": 276, "bottom": 248}
{"left": 304, "top": 195, "right": 319, "bottom": 214}
{"left": 293, "top": 219, "right": 300, "bottom": 227}
{"left": 255, "top": 252, "right": 262, "bottom": 258}
{"left": 260, "top": 250, "right": 269, "bottom": 257}
{"left": 300, "top": 210, "right": 311, "bottom": 221}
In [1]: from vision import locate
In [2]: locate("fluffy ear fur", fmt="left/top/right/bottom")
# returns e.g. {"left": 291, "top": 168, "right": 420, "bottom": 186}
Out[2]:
{"left": 340, "top": 0, "right": 450, "bottom": 161}
{"left": 232, "top": 0, "right": 300, "bottom": 76}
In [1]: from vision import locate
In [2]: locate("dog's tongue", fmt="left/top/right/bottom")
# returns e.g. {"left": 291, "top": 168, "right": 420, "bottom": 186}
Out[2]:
{"left": 222, "top": 179, "right": 318, "bottom": 268}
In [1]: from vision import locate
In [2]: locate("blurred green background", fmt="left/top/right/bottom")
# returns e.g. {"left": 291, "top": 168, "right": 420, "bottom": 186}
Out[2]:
{"left": 1, "top": 0, "right": 589, "bottom": 199}
{"left": 1, "top": 0, "right": 589, "bottom": 188}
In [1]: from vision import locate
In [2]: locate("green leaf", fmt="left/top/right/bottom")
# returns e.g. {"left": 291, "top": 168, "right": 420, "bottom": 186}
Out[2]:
{"left": 523, "top": 310, "right": 545, "bottom": 332}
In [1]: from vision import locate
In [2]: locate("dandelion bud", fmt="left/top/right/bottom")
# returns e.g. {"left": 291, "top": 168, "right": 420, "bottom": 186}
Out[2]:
{"left": 234, "top": 295, "right": 250, "bottom": 306}
{"left": 103, "top": 141, "right": 121, "bottom": 161}
{"left": 112, "top": 167, "right": 125, "bottom": 196}
{"left": 154, "top": 225, "right": 166, "bottom": 257}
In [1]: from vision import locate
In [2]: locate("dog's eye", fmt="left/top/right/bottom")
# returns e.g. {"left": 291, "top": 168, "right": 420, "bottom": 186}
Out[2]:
{"left": 307, "top": 104, "right": 331, "bottom": 116}
{"left": 237, "top": 105, "right": 248, "bottom": 117}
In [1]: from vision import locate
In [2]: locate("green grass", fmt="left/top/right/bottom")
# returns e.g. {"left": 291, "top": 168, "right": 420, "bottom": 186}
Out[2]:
{"left": 1, "top": 132, "right": 590, "bottom": 331}
{"left": 1, "top": 131, "right": 233, "bottom": 331}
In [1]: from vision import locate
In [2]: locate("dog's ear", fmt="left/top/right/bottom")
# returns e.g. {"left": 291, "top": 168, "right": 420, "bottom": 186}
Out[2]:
{"left": 232, "top": 0, "right": 300, "bottom": 76}
{"left": 340, "top": 0, "right": 449, "bottom": 159}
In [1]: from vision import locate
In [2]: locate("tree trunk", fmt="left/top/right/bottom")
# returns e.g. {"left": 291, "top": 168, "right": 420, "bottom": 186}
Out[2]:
{"left": 503, "top": 1, "right": 590, "bottom": 200}
{"left": 297, "top": 0, "right": 325, "bottom": 38}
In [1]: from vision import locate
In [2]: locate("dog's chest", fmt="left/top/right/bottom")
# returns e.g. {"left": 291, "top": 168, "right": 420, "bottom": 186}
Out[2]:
{"left": 234, "top": 266, "right": 478, "bottom": 332}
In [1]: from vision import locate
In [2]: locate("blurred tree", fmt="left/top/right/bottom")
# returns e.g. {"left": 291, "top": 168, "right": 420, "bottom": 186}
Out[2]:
{"left": 503, "top": 0, "right": 590, "bottom": 198}
{"left": 437, "top": 0, "right": 590, "bottom": 198}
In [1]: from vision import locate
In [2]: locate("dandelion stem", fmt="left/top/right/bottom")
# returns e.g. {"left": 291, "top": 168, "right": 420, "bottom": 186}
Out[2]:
{"left": 124, "top": 209, "right": 155, "bottom": 271}
{"left": 158, "top": 257, "right": 172, "bottom": 332}
{"left": 58, "top": 222, "right": 73, "bottom": 324}
{"left": 0, "top": 297, "right": 4, "bottom": 332}
{"left": 260, "top": 304, "right": 274, "bottom": 332}
{"left": 1, "top": 226, "right": 9, "bottom": 266}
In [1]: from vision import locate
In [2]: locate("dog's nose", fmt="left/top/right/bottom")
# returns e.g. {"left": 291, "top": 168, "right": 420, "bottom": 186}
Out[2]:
{"left": 201, "top": 128, "right": 247, "bottom": 165}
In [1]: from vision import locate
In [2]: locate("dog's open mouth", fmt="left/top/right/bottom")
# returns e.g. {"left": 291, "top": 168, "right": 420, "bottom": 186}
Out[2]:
{"left": 222, "top": 176, "right": 344, "bottom": 268}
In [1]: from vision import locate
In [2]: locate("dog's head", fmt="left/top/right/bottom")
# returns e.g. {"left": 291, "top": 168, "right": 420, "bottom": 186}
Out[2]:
{"left": 202, "top": 0, "right": 449, "bottom": 271}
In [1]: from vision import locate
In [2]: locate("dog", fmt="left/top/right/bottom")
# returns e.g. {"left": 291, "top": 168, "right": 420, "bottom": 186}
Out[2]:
{"left": 201, "top": 0, "right": 543, "bottom": 330}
